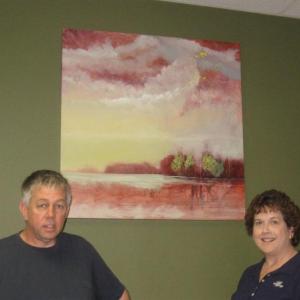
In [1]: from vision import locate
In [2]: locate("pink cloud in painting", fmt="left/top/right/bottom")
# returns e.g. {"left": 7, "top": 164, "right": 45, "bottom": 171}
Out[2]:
{"left": 62, "top": 29, "right": 239, "bottom": 95}
{"left": 61, "top": 28, "right": 243, "bottom": 160}
{"left": 63, "top": 28, "right": 139, "bottom": 49}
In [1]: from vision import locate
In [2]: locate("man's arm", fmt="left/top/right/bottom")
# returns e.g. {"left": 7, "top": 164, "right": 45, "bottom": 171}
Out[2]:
{"left": 119, "top": 289, "right": 130, "bottom": 300}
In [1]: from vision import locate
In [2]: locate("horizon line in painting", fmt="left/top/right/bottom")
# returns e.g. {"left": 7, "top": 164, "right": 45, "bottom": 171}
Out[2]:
{"left": 60, "top": 28, "right": 245, "bottom": 220}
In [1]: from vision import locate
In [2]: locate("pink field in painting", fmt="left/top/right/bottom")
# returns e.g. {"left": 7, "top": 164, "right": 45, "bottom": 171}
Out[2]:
{"left": 68, "top": 172, "right": 244, "bottom": 220}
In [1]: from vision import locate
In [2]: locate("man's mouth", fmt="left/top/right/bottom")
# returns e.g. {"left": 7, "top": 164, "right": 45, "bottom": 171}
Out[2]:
{"left": 43, "top": 224, "right": 55, "bottom": 230}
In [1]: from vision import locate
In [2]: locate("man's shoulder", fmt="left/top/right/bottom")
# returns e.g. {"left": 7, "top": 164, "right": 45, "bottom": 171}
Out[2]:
{"left": 58, "top": 232, "right": 95, "bottom": 250}
{"left": 0, "top": 233, "right": 20, "bottom": 254}
{"left": 0, "top": 233, "right": 19, "bottom": 246}
{"left": 59, "top": 232, "right": 89, "bottom": 243}
{"left": 57, "top": 232, "right": 103, "bottom": 263}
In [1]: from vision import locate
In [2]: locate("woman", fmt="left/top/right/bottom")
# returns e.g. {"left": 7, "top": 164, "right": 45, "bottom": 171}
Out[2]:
{"left": 232, "top": 189, "right": 300, "bottom": 300}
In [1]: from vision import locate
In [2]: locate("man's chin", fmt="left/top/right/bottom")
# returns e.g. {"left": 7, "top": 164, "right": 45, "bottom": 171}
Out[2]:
{"left": 37, "top": 232, "right": 59, "bottom": 246}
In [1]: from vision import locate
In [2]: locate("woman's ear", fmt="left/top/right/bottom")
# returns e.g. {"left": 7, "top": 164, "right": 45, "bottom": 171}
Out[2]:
{"left": 289, "top": 227, "right": 294, "bottom": 239}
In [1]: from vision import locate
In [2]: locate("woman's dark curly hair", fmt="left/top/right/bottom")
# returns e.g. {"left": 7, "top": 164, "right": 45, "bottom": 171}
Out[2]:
{"left": 245, "top": 189, "right": 300, "bottom": 247}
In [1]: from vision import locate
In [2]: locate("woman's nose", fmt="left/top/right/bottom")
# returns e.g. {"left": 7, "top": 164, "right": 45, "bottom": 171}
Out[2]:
{"left": 262, "top": 223, "right": 270, "bottom": 232}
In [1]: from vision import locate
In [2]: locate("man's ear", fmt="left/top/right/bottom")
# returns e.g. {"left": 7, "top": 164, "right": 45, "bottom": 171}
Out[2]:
{"left": 19, "top": 201, "right": 28, "bottom": 221}
{"left": 65, "top": 205, "right": 70, "bottom": 219}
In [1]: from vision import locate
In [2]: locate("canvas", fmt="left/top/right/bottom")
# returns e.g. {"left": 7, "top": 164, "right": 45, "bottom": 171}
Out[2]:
{"left": 61, "top": 28, "right": 245, "bottom": 220}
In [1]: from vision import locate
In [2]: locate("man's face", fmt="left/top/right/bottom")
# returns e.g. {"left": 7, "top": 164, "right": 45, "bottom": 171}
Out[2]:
{"left": 19, "top": 184, "right": 69, "bottom": 248}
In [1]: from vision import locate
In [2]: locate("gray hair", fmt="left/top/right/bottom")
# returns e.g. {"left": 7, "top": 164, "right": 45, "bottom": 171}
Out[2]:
{"left": 21, "top": 169, "right": 72, "bottom": 206}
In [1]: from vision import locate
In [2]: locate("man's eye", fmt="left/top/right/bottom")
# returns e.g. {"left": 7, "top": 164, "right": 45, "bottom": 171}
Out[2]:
{"left": 37, "top": 203, "right": 47, "bottom": 208}
{"left": 56, "top": 203, "right": 66, "bottom": 209}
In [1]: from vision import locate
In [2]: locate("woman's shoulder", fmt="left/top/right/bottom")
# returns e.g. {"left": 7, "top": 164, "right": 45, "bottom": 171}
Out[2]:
{"left": 281, "top": 251, "right": 300, "bottom": 273}
{"left": 240, "top": 259, "right": 263, "bottom": 279}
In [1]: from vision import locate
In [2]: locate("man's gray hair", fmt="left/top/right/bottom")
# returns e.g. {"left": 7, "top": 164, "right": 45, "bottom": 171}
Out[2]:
{"left": 21, "top": 169, "right": 72, "bottom": 206}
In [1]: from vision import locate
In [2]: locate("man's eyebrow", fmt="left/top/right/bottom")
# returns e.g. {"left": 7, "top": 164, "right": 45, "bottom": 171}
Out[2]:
{"left": 36, "top": 198, "right": 66, "bottom": 202}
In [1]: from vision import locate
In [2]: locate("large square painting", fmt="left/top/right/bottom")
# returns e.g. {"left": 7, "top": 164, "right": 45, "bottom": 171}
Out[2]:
{"left": 61, "top": 28, "right": 245, "bottom": 220}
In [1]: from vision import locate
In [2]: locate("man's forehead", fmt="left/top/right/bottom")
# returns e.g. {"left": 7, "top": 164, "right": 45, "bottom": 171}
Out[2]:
{"left": 31, "top": 184, "right": 66, "bottom": 196}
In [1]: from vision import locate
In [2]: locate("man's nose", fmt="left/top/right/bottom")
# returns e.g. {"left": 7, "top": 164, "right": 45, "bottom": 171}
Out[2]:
{"left": 46, "top": 206, "right": 55, "bottom": 217}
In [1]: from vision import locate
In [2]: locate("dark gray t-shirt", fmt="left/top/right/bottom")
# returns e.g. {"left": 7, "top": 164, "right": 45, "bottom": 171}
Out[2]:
{"left": 0, "top": 232, "right": 125, "bottom": 300}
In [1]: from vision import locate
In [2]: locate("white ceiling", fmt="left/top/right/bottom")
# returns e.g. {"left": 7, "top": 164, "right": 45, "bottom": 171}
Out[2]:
{"left": 159, "top": 0, "right": 300, "bottom": 19}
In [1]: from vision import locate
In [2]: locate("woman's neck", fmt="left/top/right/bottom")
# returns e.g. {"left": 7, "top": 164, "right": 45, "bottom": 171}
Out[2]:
{"left": 260, "top": 248, "right": 297, "bottom": 280}
{"left": 265, "top": 247, "right": 297, "bottom": 267}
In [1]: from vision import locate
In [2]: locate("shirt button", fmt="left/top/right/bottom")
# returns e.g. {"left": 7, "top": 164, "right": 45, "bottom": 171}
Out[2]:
{"left": 251, "top": 292, "right": 255, "bottom": 296}
{"left": 261, "top": 279, "right": 265, "bottom": 282}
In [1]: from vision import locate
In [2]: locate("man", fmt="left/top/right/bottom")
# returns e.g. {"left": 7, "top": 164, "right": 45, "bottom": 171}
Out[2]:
{"left": 0, "top": 169, "right": 130, "bottom": 300}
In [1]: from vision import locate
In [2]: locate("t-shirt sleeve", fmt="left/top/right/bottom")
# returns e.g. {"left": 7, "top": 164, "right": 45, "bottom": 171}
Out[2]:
{"left": 90, "top": 246, "right": 125, "bottom": 300}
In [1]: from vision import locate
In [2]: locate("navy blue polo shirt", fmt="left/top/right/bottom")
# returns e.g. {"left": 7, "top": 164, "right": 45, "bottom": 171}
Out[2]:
{"left": 232, "top": 252, "right": 300, "bottom": 300}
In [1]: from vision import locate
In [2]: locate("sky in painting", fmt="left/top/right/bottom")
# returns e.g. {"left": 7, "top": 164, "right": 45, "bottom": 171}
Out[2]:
{"left": 61, "top": 29, "right": 243, "bottom": 172}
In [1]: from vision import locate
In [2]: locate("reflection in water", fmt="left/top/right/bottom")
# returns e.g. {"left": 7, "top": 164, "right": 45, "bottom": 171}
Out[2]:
{"left": 65, "top": 171, "right": 245, "bottom": 220}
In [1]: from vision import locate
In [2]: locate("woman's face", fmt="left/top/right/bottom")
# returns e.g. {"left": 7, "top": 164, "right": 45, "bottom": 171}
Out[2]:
{"left": 252, "top": 208, "right": 294, "bottom": 257}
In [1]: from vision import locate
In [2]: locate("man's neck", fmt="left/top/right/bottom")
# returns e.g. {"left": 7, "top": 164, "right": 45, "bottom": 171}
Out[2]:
{"left": 19, "top": 230, "right": 56, "bottom": 248}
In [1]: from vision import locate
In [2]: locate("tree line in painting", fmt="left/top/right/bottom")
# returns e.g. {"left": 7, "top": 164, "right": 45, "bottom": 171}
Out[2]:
{"left": 105, "top": 151, "right": 244, "bottom": 179}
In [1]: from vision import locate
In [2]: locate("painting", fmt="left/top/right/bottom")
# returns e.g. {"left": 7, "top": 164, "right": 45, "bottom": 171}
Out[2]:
{"left": 60, "top": 28, "right": 245, "bottom": 220}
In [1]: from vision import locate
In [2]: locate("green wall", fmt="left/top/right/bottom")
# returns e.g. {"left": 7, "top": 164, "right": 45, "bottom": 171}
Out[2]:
{"left": 1, "top": 0, "right": 300, "bottom": 299}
